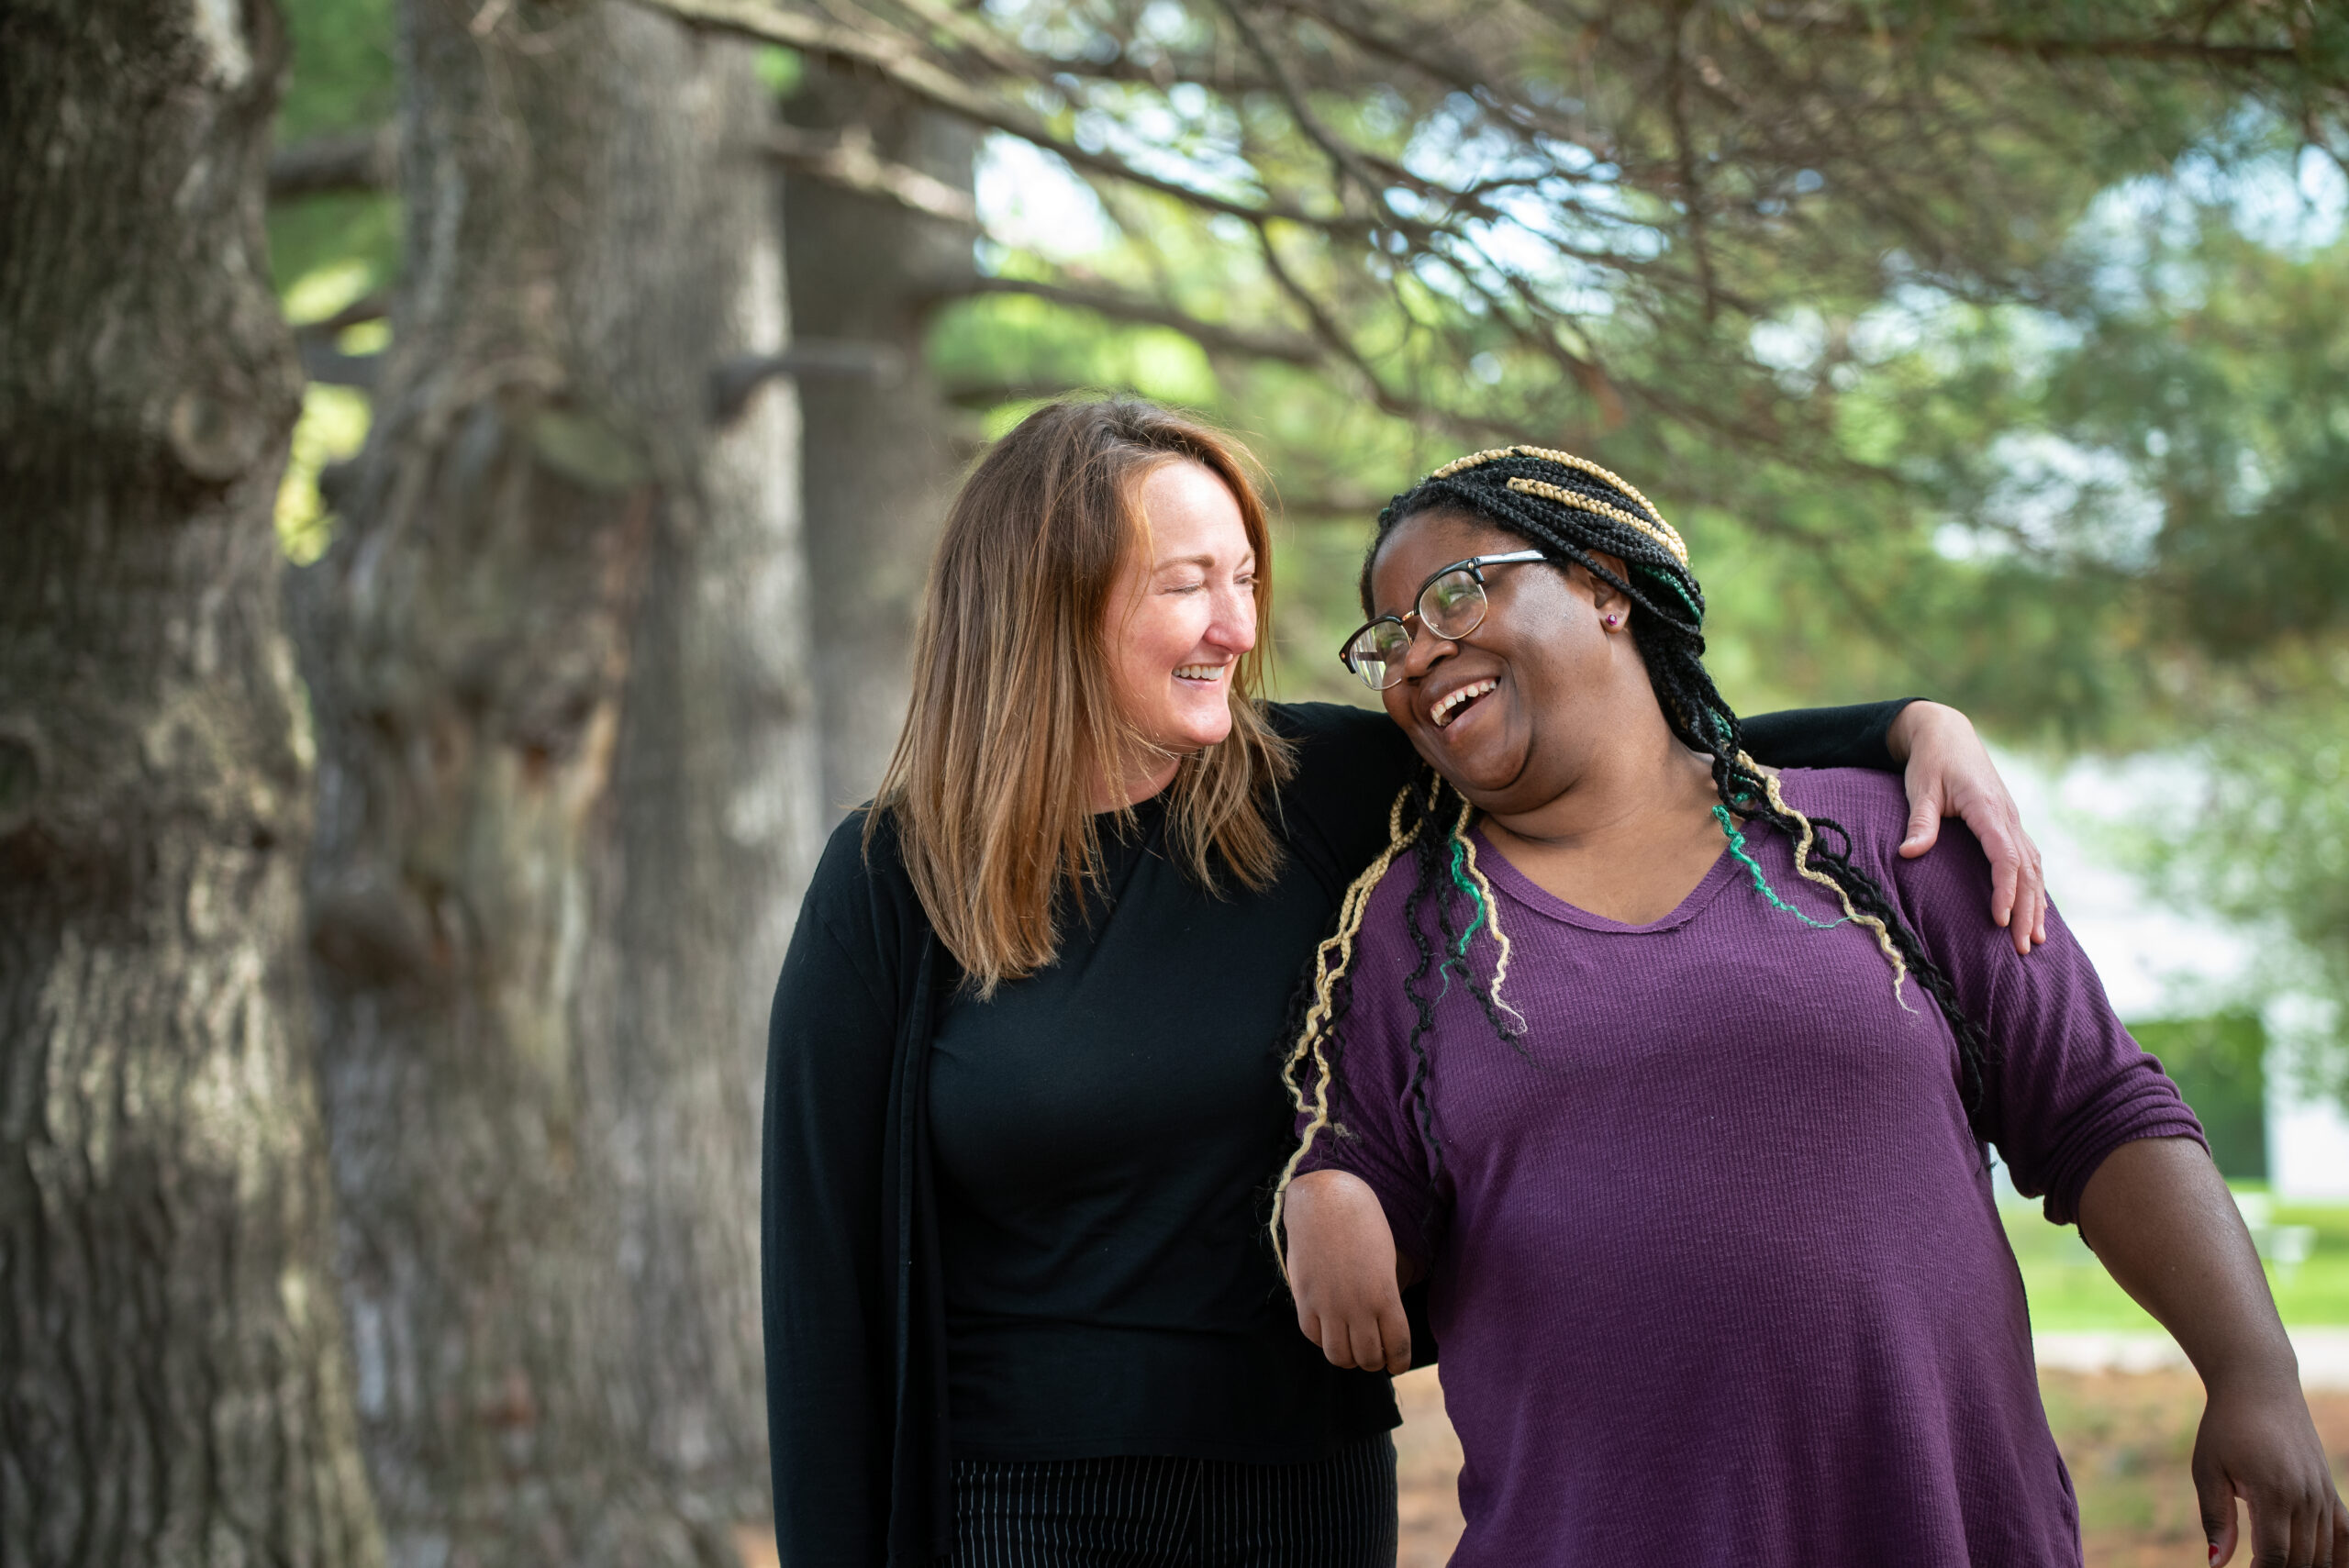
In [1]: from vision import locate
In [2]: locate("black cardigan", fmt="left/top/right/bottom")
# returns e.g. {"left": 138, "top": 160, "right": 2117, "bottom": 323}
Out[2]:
{"left": 761, "top": 699, "right": 1913, "bottom": 1565}
{"left": 763, "top": 806, "right": 956, "bottom": 1565}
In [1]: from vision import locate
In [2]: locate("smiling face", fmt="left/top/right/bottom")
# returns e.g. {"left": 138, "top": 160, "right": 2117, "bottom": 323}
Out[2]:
{"left": 1365, "top": 508, "right": 1631, "bottom": 815}
{"left": 1102, "top": 459, "right": 1259, "bottom": 770}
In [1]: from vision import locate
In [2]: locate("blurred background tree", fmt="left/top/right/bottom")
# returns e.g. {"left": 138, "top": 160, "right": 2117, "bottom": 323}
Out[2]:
{"left": 278, "top": 2, "right": 812, "bottom": 1564}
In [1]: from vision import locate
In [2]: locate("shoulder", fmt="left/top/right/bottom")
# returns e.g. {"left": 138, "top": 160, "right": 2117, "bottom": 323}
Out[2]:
{"left": 1774, "top": 766, "right": 1911, "bottom": 858}
{"left": 797, "top": 806, "right": 930, "bottom": 972}
{"left": 807, "top": 805, "right": 905, "bottom": 899}
{"left": 1774, "top": 765, "right": 1994, "bottom": 917}
{"left": 1265, "top": 699, "right": 1419, "bottom": 798}
{"left": 1267, "top": 698, "right": 1400, "bottom": 750}
{"left": 1259, "top": 701, "right": 1422, "bottom": 878}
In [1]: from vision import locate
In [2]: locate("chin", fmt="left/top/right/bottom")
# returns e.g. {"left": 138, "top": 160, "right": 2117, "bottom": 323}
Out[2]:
{"left": 1168, "top": 705, "right": 1235, "bottom": 752}
{"left": 1418, "top": 739, "right": 1519, "bottom": 806}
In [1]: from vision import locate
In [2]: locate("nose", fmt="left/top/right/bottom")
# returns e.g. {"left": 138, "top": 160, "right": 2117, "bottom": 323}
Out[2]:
{"left": 1397, "top": 614, "right": 1454, "bottom": 683}
{"left": 1206, "top": 578, "right": 1256, "bottom": 654}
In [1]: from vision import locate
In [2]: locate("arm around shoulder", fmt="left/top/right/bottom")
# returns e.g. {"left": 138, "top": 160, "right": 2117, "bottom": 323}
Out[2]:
{"left": 1744, "top": 698, "right": 2046, "bottom": 951}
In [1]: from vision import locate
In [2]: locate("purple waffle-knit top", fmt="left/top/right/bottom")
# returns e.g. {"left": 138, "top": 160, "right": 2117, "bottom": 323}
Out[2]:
{"left": 1297, "top": 768, "right": 2203, "bottom": 1567}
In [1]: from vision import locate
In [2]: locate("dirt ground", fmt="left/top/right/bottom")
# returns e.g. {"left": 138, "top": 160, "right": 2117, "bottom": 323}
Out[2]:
{"left": 1395, "top": 1365, "right": 2349, "bottom": 1567}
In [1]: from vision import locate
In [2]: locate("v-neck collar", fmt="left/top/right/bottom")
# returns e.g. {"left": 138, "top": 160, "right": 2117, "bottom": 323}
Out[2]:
{"left": 1466, "top": 826, "right": 1742, "bottom": 935}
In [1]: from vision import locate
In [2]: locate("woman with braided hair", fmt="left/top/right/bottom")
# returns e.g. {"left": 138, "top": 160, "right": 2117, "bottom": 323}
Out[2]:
{"left": 763, "top": 399, "right": 2048, "bottom": 1567}
{"left": 1278, "top": 446, "right": 2347, "bottom": 1568}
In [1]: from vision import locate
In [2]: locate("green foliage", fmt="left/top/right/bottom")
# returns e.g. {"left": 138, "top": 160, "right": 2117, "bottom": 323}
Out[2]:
{"left": 278, "top": 0, "right": 396, "bottom": 141}
{"left": 754, "top": 45, "right": 802, "bottom": 96}
{"left": 278, "top": 384, "right": 370, "bottom": 565}
{"left": 267, "top": 0, "right": 401, "bottom": 559}
{"left": 268, "top": 190, "right": 402, "bottom": 299}
{"left": 2135, "top": 698, "right": 2349, "bottom": 1059}
{"left": 2133, "top": 1012, "right": 2269, "bottom": 1180}
{"left": 271, "top": 0, "right": 401, "bottom": 291}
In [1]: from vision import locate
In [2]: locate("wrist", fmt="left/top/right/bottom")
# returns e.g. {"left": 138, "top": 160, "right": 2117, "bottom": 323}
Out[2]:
{"left": 2198, "top": 1338, "right": 2303, "bottom": 1399}
{"left": 1883, "top": 698, "right": 1945, "bottom": 765}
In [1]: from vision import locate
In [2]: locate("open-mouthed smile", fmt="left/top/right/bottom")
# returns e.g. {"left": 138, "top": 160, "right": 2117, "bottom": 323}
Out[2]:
{"left": 1431, "top": 677, "right": 1497, "bottom": 728}
{"left": 1174, "top": 663, "right": 1228, "bottom": 684}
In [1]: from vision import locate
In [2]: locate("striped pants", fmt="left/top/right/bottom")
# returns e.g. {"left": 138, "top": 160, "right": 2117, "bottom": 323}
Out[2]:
{"left": 948, "top": 1433, "right": 1399, "bottom": 1568}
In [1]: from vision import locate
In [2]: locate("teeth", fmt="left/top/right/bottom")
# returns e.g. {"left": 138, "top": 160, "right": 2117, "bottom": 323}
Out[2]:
{"left": 1174, "top": 664, "right": 1224, "bottom": 681}
{"left": 1432, "top": 679, "right": 1497, "bottom": 727}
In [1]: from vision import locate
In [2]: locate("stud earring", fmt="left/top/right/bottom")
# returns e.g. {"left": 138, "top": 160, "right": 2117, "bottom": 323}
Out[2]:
{"left": 1603, "top": 613, "right": 1621, "bottom": 628}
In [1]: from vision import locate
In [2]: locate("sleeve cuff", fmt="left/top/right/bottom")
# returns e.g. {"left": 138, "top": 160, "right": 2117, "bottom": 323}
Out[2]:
{"left": 2043, "top": 1117, "right": 2210, "bottom": 1229}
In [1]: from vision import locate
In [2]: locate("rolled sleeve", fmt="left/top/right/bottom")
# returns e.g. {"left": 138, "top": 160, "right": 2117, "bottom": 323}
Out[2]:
{"left": 1286, "top": 903, "right": 1450, "bottom": 1270}
{"left": 1837, "top": 769, "right": 2205, "bottom": 1227}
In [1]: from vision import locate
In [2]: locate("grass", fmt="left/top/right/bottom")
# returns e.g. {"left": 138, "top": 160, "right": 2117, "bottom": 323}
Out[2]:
{"left": 2008, "top": 1196, "right": 2349, "bottom": 1330}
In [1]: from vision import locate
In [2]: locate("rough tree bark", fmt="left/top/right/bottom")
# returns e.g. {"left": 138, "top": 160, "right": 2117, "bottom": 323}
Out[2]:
{"left": 783, "top": 61, "right": 977, "bottom": 814}
{"left": 291, "top": 3, "right": 818, "bottom": 1562}
{"left": 0, "top": 1, "right": 383, "bottom": 1564}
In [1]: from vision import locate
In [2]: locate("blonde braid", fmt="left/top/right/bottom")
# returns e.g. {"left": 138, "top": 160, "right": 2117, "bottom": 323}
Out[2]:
{"left": 1270, "top": 784, "right": 1421, "bottom": 1277}
{"left": 1736, "top": 752, "right": 1914, "bottom": 1009}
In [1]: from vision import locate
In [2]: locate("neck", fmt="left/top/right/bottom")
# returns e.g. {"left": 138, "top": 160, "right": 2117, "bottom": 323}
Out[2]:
{"left": 1087, "top": 752, "right": 1182, "bottom": 814}
{"left": 1484, "top": 702, "right": 1716, "bottom": 851}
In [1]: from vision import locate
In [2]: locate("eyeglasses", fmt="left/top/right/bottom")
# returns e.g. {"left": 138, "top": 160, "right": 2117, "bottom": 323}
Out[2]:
{"left": 1338, "top": 551, "right": 1548, "bottom": 690}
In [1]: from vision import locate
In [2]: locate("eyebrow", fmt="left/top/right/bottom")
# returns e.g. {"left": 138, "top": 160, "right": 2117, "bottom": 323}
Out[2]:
{"left": 1154, "top": 552, "right": 1254, "bottom": 571}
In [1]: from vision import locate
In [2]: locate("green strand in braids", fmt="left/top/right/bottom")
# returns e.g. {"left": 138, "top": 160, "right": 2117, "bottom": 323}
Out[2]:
{"left": 1712, "top": 806, "right": 1847, "bottom": 930}
{"left": 1642, "top": 566, "right": 1704, "bottom": 624}
{"left": 1428, "top": 836, "right": 1488, "bottom": 1006}
{"left": 1446, "top": 836, "right": 1487, "bottom": 961}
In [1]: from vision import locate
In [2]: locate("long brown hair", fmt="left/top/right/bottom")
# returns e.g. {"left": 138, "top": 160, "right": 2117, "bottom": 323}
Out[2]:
{"left": 872, "top": 397, "right": 1296, "bottom": 995}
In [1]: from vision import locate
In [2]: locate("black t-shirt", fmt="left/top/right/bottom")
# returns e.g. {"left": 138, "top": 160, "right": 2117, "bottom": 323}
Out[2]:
{"left": 922, "top": 699, "right": 1909, "bottom": 1462}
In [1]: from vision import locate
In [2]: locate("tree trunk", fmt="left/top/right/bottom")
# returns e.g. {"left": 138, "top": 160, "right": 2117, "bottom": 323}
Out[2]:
{"left": 292, "top": 4, "right": 817, "bottom": 1562}
{"left": 0, "top": 2, "right": 383, "bottom": 1564}
{"left": 784, "top": 63, "right": 977, "bottom": 814}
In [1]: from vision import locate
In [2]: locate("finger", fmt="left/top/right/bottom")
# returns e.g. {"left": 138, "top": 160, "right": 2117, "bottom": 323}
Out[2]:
{"left": 1951, "top": 798, "right": 2020, "bottom": 930}
{"left": 1345, "top": 1315, "right": 1389, "bottom": 1374}
{"left": 2017, "top": 831, "right": 2048, "bottom": 954}
{"left": 1310, "top": 1311, "right": 1362, "bottom": 1371}
{"left": 2013, "top": 873, "right": 2043, "bottom": 956}
{"left": 1898, "top": 783, "right": 1943, "bottom": 859}
{"left": 2199, "top": 1462, "right": 2238, "bottom": 1566}
{"left": 1300, "top": 1309, "right": 1341, "bottom": 1367}
{"left": 2006, "top": 873, "right": 2037, "bottom": 957}
{"left": 2249, "top": 1485, "right": 2294, "bottom": 1568}
{"left": 1377, "top": 1297, "right": 1414, "bottom": 1375}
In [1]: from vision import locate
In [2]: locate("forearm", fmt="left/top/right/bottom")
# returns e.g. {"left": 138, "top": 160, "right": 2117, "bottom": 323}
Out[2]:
{"left": 1740, "top": 698, "right": 1918, "bottom": 773}
{"left": 1285, "top": 1168, "right": 1417, "bottom": 1371}
{"left": 2076, "top": 1136, "right": 2296, "bottom": 1387}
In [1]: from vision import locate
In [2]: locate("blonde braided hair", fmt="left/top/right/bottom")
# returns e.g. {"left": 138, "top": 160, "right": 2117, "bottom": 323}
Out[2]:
{"left": 1269, "top": 776, "right": 1524, "bottom": 1277}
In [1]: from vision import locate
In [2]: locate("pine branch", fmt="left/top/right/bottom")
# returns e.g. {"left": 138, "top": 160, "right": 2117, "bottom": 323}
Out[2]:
{"left": 629, "top": 0, "right": 1427, "bottom": 237}
{"left": 953, "top": 276, "right": 1322, "bottom": 364}
{"left": 760, "top": 124, "right": 977, "bottom": 224}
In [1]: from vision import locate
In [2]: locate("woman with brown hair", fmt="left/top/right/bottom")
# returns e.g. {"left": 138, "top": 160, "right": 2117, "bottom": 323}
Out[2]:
{"left": 760, "top": 397, "right": 2044, "bottom": 1566}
